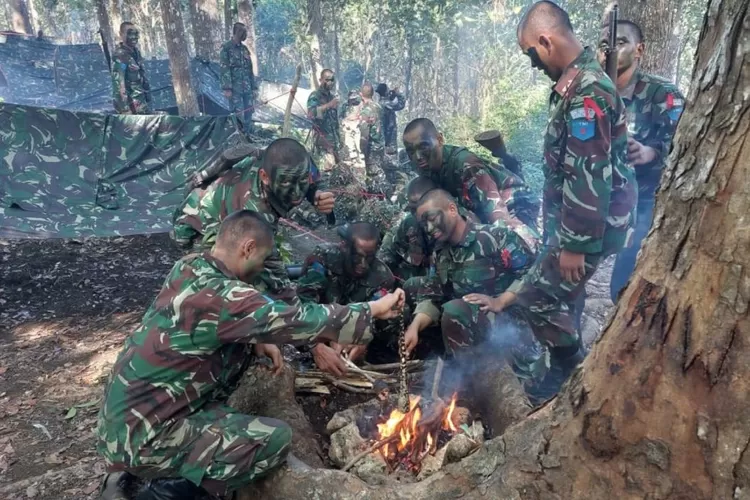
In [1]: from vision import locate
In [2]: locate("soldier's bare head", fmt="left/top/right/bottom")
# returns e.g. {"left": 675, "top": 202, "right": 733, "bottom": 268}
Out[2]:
{"left": 320, "top": 69, "right": 336, "bottom": 92}
{"left": 403, "top": 118, "right": 444, "bottom": 174}
{"left": 260, "top": 138, "right": 312, "bottom": 213}
{"left": 339, "top": 222, "right": 381, "bottom": 277}
{"left": 214, "top": 210, "right": 274, "bottom": 281}
{"left": 517, "top": 1, "right": 581, "bottom": 82}
{"left": 415, "top": 189, "right": 462, "bottom": 244}
{"left": 233, "top": 22, "right": 248, "bottom": 42}
{"left": 406, "top": 176, "right": 438, "bottom": 213}
{"left": 361, "top": 83, "right": 374, "bottom": 99}
{"left": 120, "top": 22, "right": 139, "bottom": 46}
{"left": 597, "top": 20, "right": 645, "bottom": 75}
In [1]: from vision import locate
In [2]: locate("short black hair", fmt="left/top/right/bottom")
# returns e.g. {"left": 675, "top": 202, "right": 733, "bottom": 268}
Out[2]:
{"left": 406, "top": 176, "right": 438, "bottom": 201}
{"left": 403, "top": 118, "right": 438, "bottom": 138}
{"left": 518, "top": 1, "right": 574, "bottom": 39}
{"left": 416, "top": 188, "right": 456, "bottom": 211}
{"left": 233, "top": 22, "right": 246, "bottom": 35}
{"left": 618, "top": 20, "right": 644, "bottom": 43}
{"left": 376, "top": 83, "right": 388, "bottom": 97}
{"left": 216, "top": 210, "right": 274, "bottom": 248}
{"left": 261, "top": 138, "right": 310, "bottom": 174}
{"left": 321, "top": 69, "right": 334, "bottom": 79}
{"left": 120, "top": 22, "right": 134, "bottom": 34}
{"left": 339, "top": 222, "right": 381, "bottom": 244}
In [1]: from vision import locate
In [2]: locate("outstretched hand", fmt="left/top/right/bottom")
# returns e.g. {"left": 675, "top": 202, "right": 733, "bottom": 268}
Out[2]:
{"left": 371, "top": 289, "right": 406, "bottom": 320}
{"left": 463, "top": 291, "right": 517, "bottom": 313}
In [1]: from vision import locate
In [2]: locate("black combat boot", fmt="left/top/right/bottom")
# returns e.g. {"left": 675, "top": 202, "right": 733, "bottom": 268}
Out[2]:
{"left": 99, "top": 471, "right": 139, "bottom": 500}
{"left": 526, "top": 344, "right": 585, "bottom": 406}
{"left": 135, "top": 478, "right": 212, "bottom": 500}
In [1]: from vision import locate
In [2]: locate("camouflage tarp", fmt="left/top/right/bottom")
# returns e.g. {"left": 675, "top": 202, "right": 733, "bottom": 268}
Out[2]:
{"left": 0, "top": 103, "right": 236, "bottom": 239}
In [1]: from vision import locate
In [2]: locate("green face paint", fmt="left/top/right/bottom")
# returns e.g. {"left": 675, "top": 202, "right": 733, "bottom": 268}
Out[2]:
{"left": 125, "top": 28, "right": 139, "bottom": 48}
{"left": 419, "top": 208, "right": 449, "bottom": 243}
{"left": 267, "top": 159, "right": 311, "bottom": 215}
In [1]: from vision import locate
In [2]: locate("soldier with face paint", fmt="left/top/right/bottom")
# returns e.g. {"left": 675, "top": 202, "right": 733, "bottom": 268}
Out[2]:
{"left": 171, "top": 138, "right": 336, "bottom": 302}
{"left": 401, "top": 118, "right": 540, "bottom": 242}
{"left": 298, "top": 222, "right": 395, "bottom": 372}
{"left": 220, "top": 22, "right": 258, "bottom": 132}
{"left": 597, "top": 20, "right": 684, "bottom": 302}
{"left": 111, "top": 21, "right": 151, "bottom": 114}
{"left": 307, "top": 69, "right": 341, "bottom": 173}
{"left": 465, "top": 1, "right": 636, "bottom": 401}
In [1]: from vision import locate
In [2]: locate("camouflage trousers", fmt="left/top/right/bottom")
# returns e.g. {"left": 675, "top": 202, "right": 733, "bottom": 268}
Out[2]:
{"left": 510, "top": 246, "right": 603, "bottom": 348}
{"left": 230, "top": 91, "right": 254, "bottom": 131}
{"left": 312, "top": 133, "right": 339, "bottom": 173}
{"left": 108, "top": 405, "right": 292, "bottom": 496}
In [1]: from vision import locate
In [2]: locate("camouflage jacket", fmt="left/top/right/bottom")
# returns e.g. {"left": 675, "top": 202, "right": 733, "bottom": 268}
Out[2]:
{"left": 342, "top": 98, "right": 384, "bottom": 156}
{"left": 97, "top": 252, "right": 373, "bottom": 470}
{"left": 622, "top": 70, "right": 683, "bottom": 203}
{"left": 423, "top": 145, "right": 540, "bottom": 247}
{"left": 414, "top": 219, "right": 536, "bottom": 323}
{"left": 307, "top": 89, "right": 340, "bottom": 152}
{"left": 543, "top": 47, "right": 636, "bottom": 255}
{"left": 298, "top": 244, "right": 394, "bottom": 304}
{"left": 219, "top": 40, "right": 256, "bottom": 95}
{"left": 111, "top": 43, "right": 149, "bottom": 113}
{"left": 380, "top": 91, "right": 405, "bottom": 141}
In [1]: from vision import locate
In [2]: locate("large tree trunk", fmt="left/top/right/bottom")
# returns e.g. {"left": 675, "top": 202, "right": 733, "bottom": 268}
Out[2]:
{"left": 237, "top": 0, "right": 260, "bottom": 77}
{"left": 405, "top": 35, "right": 414, "bottom": 113}
{"left": 160, "top": 0, "right": 200, "bottom": 116}
{"left": 108, "top": 0, "right": 122, "bottom": 42}
{"left": 10, "top": 0, "right": 33, "bottom": 34}
{"left": 223, "top": 0, "right": 231, "bottom": 40}
{"left": 619, "top": 0, "right": 685, "bottom": 78}
{"left": 307, "top": 0, "right": 324, "bottom": 89}
{"left": 95, "top": 0, "right": 115, "bottom": 52}
{"left": 332, "top": 6, "right": 342, "bottom": 92}
{"left": 189, "top": 0, "right": 221, "bottom": 61}
{"left": 237, "top": 0, "right": 750, "bottom": 497}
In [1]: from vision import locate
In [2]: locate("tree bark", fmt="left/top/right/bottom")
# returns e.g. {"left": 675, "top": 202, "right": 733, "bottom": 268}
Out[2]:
{"left": 10, "top": 0, "right": 33, "bottom": 34}
{"left": 160, "top": 0, "right": 200, "bottom": 116}
{"left": 236, "top": 0, "right": 750, "bottom": 497}
{"left": 404, "top": 35, "right": 414, "bottom": 113}
{"left": 332, "top": 5, "right": 342, "bottom": 92}
{"left": 189, "top": 0, "right": 221, "bottom": 61}
{"left": 619, "top": 0, "right": 685, "bottom": 78}
{"left": 237, "top": 0, "right": 260, "bottom": 77}
{"left": 108, "top": 0, "right": 122, "bottom": 42}
{"left": 96, "top": 0, "right": 115, "bottom": 52}
{"left": 224, "top": 0, "right": 231, "bottom": 41}
{"left": 307, "top": 0, "right": 324, "bottom": 89}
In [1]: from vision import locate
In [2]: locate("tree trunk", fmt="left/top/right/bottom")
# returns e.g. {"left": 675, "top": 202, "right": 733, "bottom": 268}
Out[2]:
{"left": 452, "top": 25, "right": 460, "bottom": 112}
{"left": 189, "top": 0, "right": 220, "bottom": 61}
{"left": 108, "top": 0, "right": 122, "bottom": 42}
{"left": 224, "top": 0, "right": 231, "bottom": 41}
{"left": 432, "top": 36, "right": 441, "bottom": 114}
{"left": 237, "top": 0, "right": 260, "bottom": 77}
{"left": 237, "top": 0, "right": 750, "bottom": 497}
{"left": 96, "top": 0, "right": 115, "bottom": 52}
{"left": 619, "top": 0, "right": 685, "bottom": 78}
{"left": 160, "top": 0, "right": 200, "bottom": 116}
{"left": 10, "top": 0, "right": 33, "bottom": 34}
{"left": 404, "top": 35, "right": 413, "bottom": 113}
{"left": 307, "top": 0, "right": 324, "bottom": 89}
{"left": 332, "top": 6, "right": 342, "bottom": 92}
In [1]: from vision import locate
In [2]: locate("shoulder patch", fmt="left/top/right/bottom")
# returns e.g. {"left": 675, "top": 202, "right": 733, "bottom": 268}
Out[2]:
{"left": 310, "top": 261, "right": 326, "bottom": 275}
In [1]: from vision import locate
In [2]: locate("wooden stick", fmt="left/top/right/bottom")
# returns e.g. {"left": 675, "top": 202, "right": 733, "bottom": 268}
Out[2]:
{"left": 343, "top": 434, "right": 400, "bottom": 471}
{"left": 282, "top": 64, "right": 302, "bottom": 137}
{"left": 362, "top": 360, "right": 424, "bottom": 372}
{"left": 341, "top": 356, "right": 376, "bottom": 383}
{"left": 322, "top": 375, "right": 377, "bottom": 394}
{"left": 431, "top": 357, "right": 445, "bottom": 400}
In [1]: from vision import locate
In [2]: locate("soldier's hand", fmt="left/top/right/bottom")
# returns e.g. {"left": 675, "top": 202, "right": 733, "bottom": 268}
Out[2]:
{"left": 463, "top": 292, "right": 516, "bottom": 313}
{"left": 254, "top": 343, "right": 284, "bottom": 375}
{"left": 223, "top": 89, "right": 233, "bottom": 98}
{"left": 312, "top": 343, "right": 348, "bottom": 377}
{"left": 370, "top": 289, "right": 406, "bottom": 320}
{"left": 627, "top": 138, "right": 658, "bottom": 166}
{"left": 330, "top": 98, "right": 340, "bottom": 109}
{"left": 404, "top": 323, "right": 419, "bottom": 357}
{"left": 314, "top": 191, "right": 335, "bottom": 214}
{"left": 344, "top": 345, "right": 367, "bottom": 362}
{"left": 559, "top": 249, "right": 586, "bottom": 283}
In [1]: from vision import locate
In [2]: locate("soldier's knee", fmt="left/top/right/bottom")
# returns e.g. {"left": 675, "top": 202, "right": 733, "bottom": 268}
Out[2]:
{"left": 441, "top": 299, "right": 471, "bottom": 329}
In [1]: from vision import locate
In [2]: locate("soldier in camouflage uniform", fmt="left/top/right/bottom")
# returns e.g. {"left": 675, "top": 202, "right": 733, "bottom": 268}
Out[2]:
{"left": 376, "top": 83, "right": 406, "bottom": 154}
{"left": 98, "top": 210, "right": 406, "bottom": 499}
{"left": 171, "top": 138, "right": 335, "bottom": 301}
{"left": 307, "top": 69, "right": 341, "bottom": 173}
{"left": 358, "top": 83, "right": 387, "bottom": 193}
{"left": 401, "top": 118, "right": 540, "bottom": 243}
{"left": 465, "top": 1, "right": 637, "bottom": 399}
{"left": 597, "top": 20, "right": 684, "bottom": 302}
{"left": 402, "top": 190, "right": 538, "bottom": 362}
{"left": 111, "top": 22, "right": 151, "bottom": 115}
{"left": 298, "top": 222, "right": 395, "bottom": 369}
{"left": 220, "top": 23, "right": 258, "bottom": 132}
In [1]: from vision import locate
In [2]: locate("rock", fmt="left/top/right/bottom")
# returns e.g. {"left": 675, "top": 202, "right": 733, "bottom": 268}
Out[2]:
{"left": 329, "top": 422, "right": 366, "bottom": 468}
{"left": 445, "top": 433, "right": 479, "bottom": 464}
{"left": 450, "top": 407, "right": 472, "bottom": 429}
{"left": 417, "top": 446, "right": 448, "bottom": 480}
{"left": 326, "top": 395, "right": 397, "bottom": 435}
{"left": 25, "top": 485, "right": 38, "bottom": 498}
{"left": 354, "top": 455, "right": 389, "bottom": 485}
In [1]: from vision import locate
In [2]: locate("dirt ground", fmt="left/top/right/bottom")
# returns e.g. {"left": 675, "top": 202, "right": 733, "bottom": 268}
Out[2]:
{"left": 0, "top": 232, "right": 615, "bottom": 499}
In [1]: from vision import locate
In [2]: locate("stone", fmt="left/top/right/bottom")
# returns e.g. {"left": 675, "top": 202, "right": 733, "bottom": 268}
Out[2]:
{"left": 354, "top": 455, "right": 389, "bottom": 485}
{"left": 417, "top": 446, "right": 448, "bottom": 480}
{"left": 329, "top": 422, "right": 366, "bottom": 468}
{"left": 445, "top": 433, "right": 479, "bottom": 464}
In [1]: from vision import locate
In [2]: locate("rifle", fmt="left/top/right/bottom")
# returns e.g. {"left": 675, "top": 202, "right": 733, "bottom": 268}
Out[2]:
{"left": 604, "top": 2, "right": 619, "bottom": 82}
{"left": 98, "top": 29, "right": 111, "bottom": 72}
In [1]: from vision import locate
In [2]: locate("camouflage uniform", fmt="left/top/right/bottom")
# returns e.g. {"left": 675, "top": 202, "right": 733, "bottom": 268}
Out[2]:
{"left": 508, "top": 47, "right": 637, "bottom": 348}
{"left": 340, "top": 97, "right": 367, "bottom": 182}
{"left": 380, "top": 90, "right": 405, "bottom": 151}
{"left": 307, "top": 89, "right": 340, "bottom": 172}
{"left": 410, "top": 219, "right": 536, "bottom": 356}
{"left": 111, "top": 42, "right": 151, "bottom": 114}
{"left": 359, "top": 99, "right": 387, "bottom": 192}
{"left": 97, "top": 252, "right": 373, "bottom": 496}
{"left": 171, "top": 157, "right": 318, "bottom": 299}
{"left": 378, "top": 212, "right": 430, "bottom": 283}
{"left": 610, "top": 71, "right": 683, "bottom": 300}
{"left": 297, "top": 244, "right": 395, "bottom": 304}
{"left": 220, "top": 40, "right": 257, "bottom": 129}
{"left": 422, "top": 145, "right": 540, "bottom": 245}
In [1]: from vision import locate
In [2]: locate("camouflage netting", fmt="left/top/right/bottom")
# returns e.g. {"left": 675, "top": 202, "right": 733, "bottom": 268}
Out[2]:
{"left": 0, "top": 103, "right": 237, "bottom": 238}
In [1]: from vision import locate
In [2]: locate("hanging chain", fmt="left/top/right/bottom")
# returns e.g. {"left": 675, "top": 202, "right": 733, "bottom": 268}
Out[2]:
{"left": 397, "top": 307, "right": 409, "bottom": 413}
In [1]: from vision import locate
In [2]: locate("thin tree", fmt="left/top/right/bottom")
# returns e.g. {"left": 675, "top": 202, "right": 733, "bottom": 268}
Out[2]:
{"left": 95, "top": 0, "right": 115, "bottom": 51}
{"left": 160, "top": 0, "right": 200, "bottom": 116}
{"left": 237, "top": 0, "right": 260, "bottom": 77}
{"left": 306, "top": 0, "right": 324, "bottom": 89}
{"left": 10, "top": 0, "right": 33, "bottom": 34}
{"left": 189, "top": 0, "right": 221, "bottom": 61}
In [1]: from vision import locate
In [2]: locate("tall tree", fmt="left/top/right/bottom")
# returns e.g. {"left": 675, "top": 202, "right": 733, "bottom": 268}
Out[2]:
{"left": 95, "top": 0, "right": 115, "bottom": 51}
{"left": 619, "top": 0, "right": 685, "bottom": 78}
{"left": 10, "top": 0, "right": 33, "bottom": 34}
{"left": 224, "top": 0, "right": 232, "bottom": 40}
{"left": 189, "top": 0, "right": 221, "bottom": 60}
{"left": 240, "top": 0, "right": 750, "bottom": 497}
{"left": 237, "top": 0, "right": 260, "bottom": 77}
{"left": 160, "top": 0, "right": 200, "bottom": 116}
{"left": 306, "top": 0, "right": 324, "bottom": 89}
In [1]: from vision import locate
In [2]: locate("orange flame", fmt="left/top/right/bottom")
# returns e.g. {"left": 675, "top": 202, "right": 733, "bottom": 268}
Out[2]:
{"left": 444, "top": 393, "right": 458, "bottom": 432}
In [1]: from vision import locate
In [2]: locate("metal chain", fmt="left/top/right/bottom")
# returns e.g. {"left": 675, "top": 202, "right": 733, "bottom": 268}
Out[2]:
{"left": 397, "top": 307, "right": 409, "bottom": 413}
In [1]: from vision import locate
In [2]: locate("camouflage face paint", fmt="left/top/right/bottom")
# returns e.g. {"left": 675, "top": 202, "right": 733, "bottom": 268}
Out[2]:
{"left": 268, "top": 160, "right": 310, "bottom": 214}
{"left": 348, "top": 238, "right": 378, "bottom": 278}
{"left": 403, "top": 130, "right": 441, "bottom": 173}
{"left": 125, "top": 28, "right": 139, "bottom": 48}
{"left": 418, "top": 208, "right": 450, "bottom": 243}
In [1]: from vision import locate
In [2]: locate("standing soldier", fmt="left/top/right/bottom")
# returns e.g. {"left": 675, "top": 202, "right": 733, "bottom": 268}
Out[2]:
{"left": 111, "top": 22, "right": 151, "bottom": 115}
{"left": 598, "top": 20, "right": 684, "bottom": 302}
{"left": 358, "top": 83, "right": 387, "bottom": 192}
{"left": 376, "top": 83, "right": 406, "bottom": 154}
{"left": 307, "top": 69, "right": 341, "bottom": 174}
{"left": 465, "top": 1, "right": 637, "bottom": 399}
{"left": 220, "top": 22, "right": 258, "bottom": 133}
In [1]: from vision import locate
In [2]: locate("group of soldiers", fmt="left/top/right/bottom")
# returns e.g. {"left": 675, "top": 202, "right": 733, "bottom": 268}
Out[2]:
{"left": 98, "top": 1, "right": 683, "bottom": 498}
